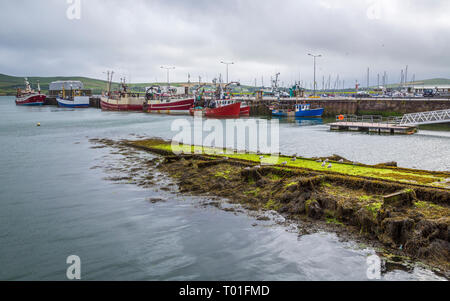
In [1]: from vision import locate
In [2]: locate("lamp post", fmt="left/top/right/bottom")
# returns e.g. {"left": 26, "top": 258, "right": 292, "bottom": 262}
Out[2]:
{"left": 220, "top": 61, "right": 234, "bottom": 84}
{"left": 308, "top": 53, "right": 322, "bottom": 96}
{"left": 160, "top": 66, "right": 175, "bottom": 88}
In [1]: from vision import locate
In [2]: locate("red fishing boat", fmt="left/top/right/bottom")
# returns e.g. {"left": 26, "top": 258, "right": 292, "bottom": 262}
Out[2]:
{"left": 220, "top": 82, "right": 250, "bottom": 116}
{"left": 144, "top": 86, "right": 194, "bottom": 114}
{"left": 188, "top": 80, "right": 244, "bottom": 118}
{"left": 190, "top": 102, "right": 241, "bottom": 118}
{"left": 100, "top": 94, "right": 144, "bottom": 111}
{"left": 207, "top": 102, "right": 241, "bottom": 117}
{"left": 213, "top": 99, "right": 250, "bottom": 116}
{"left": 146, "top": 97, "right": 194, "bottom": 113}
{"left": 100, "top": 77, "right": 144, "bottom": 111}
{"left": 240, "top": 105, "right": 250, "bottom": 116}
{"left": 15, "top": 78, "right": 46, "bottom": 106}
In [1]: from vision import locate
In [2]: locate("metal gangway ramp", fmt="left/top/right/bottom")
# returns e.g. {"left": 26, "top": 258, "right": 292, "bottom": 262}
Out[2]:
{"left": 399, "top": 109, "right": 450, "bottom": 126}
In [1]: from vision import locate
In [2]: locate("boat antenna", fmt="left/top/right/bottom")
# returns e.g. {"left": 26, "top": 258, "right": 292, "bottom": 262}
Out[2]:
{"left": 108, "top": 71, "right": 114, "bottom": 96}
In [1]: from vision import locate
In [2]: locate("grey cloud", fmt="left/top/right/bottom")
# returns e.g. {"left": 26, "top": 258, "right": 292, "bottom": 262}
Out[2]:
{"left": 0, "top": 0, "right": 448, "bottom": 86}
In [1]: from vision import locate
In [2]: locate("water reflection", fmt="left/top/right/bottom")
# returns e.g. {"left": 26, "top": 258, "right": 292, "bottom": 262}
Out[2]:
{"left": 272, "top": 116, "right": 324, "bottom": 126}
{"left": 295, "top": 117, "right": 323, "bottom": 126}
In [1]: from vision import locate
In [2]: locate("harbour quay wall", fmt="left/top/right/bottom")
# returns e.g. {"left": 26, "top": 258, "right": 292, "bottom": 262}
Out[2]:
{"left": 43, "top": 96, "right": 102, "bottom": 108}
{"left": 243, "top": 97, "right": 450, "bottom": 117}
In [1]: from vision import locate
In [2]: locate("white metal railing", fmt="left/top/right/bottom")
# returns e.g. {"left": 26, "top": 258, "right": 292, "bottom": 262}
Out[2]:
{"left": 399, "top": 109, "right": 450, "bottom": 125}
{"left": 335, "top": 115, "right": 383, "bottom": 123}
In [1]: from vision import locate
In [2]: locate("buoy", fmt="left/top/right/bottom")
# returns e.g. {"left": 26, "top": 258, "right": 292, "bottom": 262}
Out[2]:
{"left": 339, "top": 115, "right": 345, "bottom": 121}
{"left": 37, "top": 123, "right": 41, "bottom": 127}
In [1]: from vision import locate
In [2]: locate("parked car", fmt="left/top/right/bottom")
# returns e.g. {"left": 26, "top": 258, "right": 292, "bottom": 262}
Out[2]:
{"left": 423, "top": 89, "right": 436, "bottom": 97}
{"left": 355, "top": 91, "right": 371, "bottom": 98}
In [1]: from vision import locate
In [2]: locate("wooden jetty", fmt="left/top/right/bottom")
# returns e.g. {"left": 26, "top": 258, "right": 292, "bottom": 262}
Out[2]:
{"left": 329, "top": 121, "right": 417, "bottom": 135}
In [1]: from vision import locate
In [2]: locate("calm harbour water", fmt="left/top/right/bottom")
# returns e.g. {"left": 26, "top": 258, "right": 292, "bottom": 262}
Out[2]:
{"left": 0, "top": 96, "right": 448, "bottom": 281}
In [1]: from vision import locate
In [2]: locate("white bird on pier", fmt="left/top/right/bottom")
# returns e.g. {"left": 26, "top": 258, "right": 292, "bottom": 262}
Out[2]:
{"left": 325, "top": 159, "right": 329, "bottom": 163}
{"left": 322, "top": 162, "right": 326, "bottom": 167}
{"left": 339, "top": 159, "right": 344, "bottom": 163}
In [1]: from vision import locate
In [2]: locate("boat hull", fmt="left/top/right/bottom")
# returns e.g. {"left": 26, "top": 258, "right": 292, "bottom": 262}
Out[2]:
{"left": 189, "top": 102, "right": 241, "bottom": 118}
{"left": 206, "top": 102, "right": 241, "bottom": 118}
{"left": 57, "top": 96, "right": 90, "bottom": 108}
{"left": 272, "top": 110, "right": 288, "bottom": 117}
{"left": 295, "top": 108, "right": 324, "bottom": 117}
{"left": 100, "top": 97, "right": 144, "bottom": 111}
{"left": 240, "top": 106, "right": 250, "bottom": 116}
{"left": 146, "top": 98, "right": 194, "bottom": 114}
{"left": 15, "top": 94, "right": 46, "bottom": 106}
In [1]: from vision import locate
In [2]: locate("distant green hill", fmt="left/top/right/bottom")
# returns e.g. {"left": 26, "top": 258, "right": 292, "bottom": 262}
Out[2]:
{"left": 0, "top": 74, "right": 196, "bottom": 95}
{"left": 0, "top": 74, "right": 164, "bottom": 95}
{"left": 407, "top": 78, "right": 450, "bottom": 86}
{"left": 0, "top": 73, "right": 256, "bottom": 95}
{"left": 2, "top": 73, "right": 448, "bottom": 96}
{"left": 377, "top": 78, "right": 450, "bottom": 89}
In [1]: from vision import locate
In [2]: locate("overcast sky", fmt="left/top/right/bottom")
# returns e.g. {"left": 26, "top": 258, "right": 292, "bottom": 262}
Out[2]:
{"left": 0, "top": 0, "right": 449, "bottom": 87}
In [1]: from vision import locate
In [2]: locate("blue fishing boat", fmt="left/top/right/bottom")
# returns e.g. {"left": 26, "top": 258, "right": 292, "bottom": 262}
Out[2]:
{"left": 295, "top": 104, "right": 324, "bottom": 117}
{"left": 56, "top": 86, "right": 89, "bottom": 108}
{"left": 57, "top": 96, "right": 90, "bottom": 108}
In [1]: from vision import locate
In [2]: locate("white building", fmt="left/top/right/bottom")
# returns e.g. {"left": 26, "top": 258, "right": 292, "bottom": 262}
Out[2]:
{"left": 49, "top": 81, "right": 84, "bottom": 91}
{"left": 410, "top": 84, "right": 450, "bottom": 93}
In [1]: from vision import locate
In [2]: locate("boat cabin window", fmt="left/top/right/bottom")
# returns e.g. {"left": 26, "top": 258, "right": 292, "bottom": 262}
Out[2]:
{"left": 296, "top": 104, "right": 311, "bottom": 111}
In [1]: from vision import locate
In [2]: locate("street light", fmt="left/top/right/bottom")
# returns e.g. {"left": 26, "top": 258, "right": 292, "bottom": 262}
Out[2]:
{"left": 220, "top": 61, "right": 234, "bottom": 84}
{"left": 308, "top": 53, "right": 322, "bottom": 96}
{"left": 160, "top": 66, "right": 175, "bottom": 88}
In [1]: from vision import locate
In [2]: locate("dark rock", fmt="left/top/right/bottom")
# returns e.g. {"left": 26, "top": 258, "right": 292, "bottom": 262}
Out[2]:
{"left": 256, "top": 179, "right": 268, "bottom": 187}
{"left": 287, "top": 183, "right": 299, "bottom": 192}
{"left": 149, "top": 198, "right": 166, "bottom": 204}
{"left": 289, "top": 199, "right": 306, "bottom": 214}
{"left": 306, "top": 200, "right": 323, "bottom": 219}
{"left": 280, "top": 192, "right": 295, "bottom": 203}
{"left": 376, "top": 161, "right": 398, "bottom": 168}
{"left": 317, "top": 195, "right": 337, "bottom": 211}
{"left": 356, "top": 208, "right": 377, "bottom": 234}
{"left": 380, "top": 217, "right": 414, "bottom": 246}
{"left": 241, "top": 168, "right": 262, "bottom": 182}
{"left": 336, "top": 203, "right": 355, "bottom": 223}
